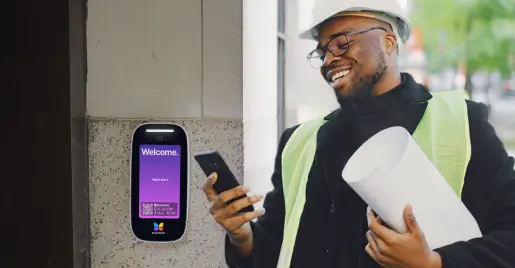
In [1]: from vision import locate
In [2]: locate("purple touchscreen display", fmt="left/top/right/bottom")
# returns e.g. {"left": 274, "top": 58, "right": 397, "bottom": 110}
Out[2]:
{"left": 139, "top": 145, "right": 181, "bottom": 219}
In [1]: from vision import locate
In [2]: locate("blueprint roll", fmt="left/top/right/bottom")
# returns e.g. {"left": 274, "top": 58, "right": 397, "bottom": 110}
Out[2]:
{"left": 341, "top": 126, "right": 482, "bottom": 250}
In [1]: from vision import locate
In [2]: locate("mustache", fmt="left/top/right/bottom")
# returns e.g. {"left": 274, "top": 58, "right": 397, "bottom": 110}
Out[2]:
{"left": 321, "top": 66, "right": 334, "bottom": 81}
{"left": 321, "top": 66, "right": 331, "bottom": 78}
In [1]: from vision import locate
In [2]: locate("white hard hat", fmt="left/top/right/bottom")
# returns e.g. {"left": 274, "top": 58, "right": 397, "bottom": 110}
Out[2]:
{"left": 299, "top": 0, "right": 411, "bottom": 48}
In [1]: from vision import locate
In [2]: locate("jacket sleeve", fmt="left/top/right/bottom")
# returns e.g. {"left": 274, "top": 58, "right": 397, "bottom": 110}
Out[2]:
{"left": 434, "top": 101, "right": 515, "bottom": 268}
{"left": 225, "top": 126, "right": 297, "bottom": 268}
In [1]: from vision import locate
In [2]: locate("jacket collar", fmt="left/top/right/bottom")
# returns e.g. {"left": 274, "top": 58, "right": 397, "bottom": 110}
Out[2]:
{"left": 398, "top": 72, "right": 433, "bottom": 104}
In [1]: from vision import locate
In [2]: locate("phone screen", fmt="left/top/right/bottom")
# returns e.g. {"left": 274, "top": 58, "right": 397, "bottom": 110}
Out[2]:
{"left": 139, "top": 144, "right": 181, "bottom": 219}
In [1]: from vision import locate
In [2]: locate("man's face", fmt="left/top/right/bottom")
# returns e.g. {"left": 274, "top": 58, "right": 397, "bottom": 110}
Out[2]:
{"left": 316, "top": 16, "right": 392, "bottom": 100}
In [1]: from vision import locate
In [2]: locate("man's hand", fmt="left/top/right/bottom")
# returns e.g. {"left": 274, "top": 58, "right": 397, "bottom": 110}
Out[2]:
{"left": 365, "top": 205, "right": 442, "bottom": 268}
{"left": 202, "top": 172, "right": 266, "bottom": 256}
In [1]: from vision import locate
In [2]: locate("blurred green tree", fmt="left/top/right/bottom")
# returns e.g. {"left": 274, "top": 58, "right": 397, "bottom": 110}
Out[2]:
{"left": 411, "top": 0, "right": 515, "bottom": 94}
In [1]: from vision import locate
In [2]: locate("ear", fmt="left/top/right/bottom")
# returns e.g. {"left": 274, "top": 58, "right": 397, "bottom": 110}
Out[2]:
{"left": 384, "top": 33, "right": 397, "bottom": 55}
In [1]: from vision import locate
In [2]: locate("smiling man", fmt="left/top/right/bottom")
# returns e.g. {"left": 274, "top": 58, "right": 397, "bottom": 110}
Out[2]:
{"left": 202, "top": 0, "right": 515, "bottom": 267}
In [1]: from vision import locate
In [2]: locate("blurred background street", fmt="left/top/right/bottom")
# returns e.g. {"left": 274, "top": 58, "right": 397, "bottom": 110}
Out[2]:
{"left": 426, "top": 70, "right": 515, "bottom": 157}
{"left": 408, "top": 0, "right": 515, "bottom": 156}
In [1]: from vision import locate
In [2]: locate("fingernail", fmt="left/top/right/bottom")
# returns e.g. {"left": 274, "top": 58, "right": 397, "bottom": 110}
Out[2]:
{"left": 408, "top": 206, "right": 416, "bottom": 219}
{"left": 407, "top": 204, "right": 413, "bottom": 213}
{"left": 241, "top": 186, "right": 250, "bottom": 193}
{"left": 253, "top": 195, "right": 263, "bottom": 202}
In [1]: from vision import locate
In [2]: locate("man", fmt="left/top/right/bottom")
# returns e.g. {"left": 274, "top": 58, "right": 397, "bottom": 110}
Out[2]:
{"left": 202, "top": 1, "right": 515, "bottom": 267}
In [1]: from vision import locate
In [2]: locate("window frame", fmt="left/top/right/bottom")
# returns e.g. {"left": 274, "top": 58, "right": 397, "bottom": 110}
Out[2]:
{"left": 277, "top": 0, "right": 286, "bottom": 138}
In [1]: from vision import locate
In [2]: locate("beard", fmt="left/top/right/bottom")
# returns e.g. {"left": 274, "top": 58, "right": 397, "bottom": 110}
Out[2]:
{"left": 334, "top": 51, "right": 388, "bottom": 106}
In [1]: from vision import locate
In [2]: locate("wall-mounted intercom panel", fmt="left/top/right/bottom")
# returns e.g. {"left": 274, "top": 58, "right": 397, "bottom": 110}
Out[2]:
{"left": 130, "top": 123, "right": 189, "bottom": 242}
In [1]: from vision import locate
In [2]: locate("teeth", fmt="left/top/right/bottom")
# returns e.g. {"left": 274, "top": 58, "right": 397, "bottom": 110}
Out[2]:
{"left": 331, "top": 69, "right": 351, "bottom": 82}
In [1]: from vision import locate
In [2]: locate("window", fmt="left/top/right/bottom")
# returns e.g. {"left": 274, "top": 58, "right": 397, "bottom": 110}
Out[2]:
{"left": 277, "top": 0, "right": 286, "bottom": 138}
{"left": 278, "top": 0, "right": 286, "bottom": 33}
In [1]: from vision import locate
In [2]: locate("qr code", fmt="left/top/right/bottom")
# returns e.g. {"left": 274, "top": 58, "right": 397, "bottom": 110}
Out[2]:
{"left": 142, "top": 203, "right": 154, "bottom": 216}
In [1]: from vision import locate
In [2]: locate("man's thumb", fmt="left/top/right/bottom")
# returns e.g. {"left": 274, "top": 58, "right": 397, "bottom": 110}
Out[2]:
{"left": 404, "top": 205, "right": 419, "bottom": 233}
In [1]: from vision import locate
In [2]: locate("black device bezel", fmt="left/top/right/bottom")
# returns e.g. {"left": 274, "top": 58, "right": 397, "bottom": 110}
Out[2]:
{"left": 130, "top": 123, "right": 188, "bottom": 242}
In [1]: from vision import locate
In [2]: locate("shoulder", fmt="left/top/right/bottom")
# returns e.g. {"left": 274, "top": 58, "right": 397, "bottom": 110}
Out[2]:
{"left": 465, "top": 99, "right": 511, "bottom": 172}
{"left": 278, "top": 109, "right": 338, "bottom": 150}
{"left": 465, "top": 99, "right": 494, "bottom": 145}
{"left": 280, "top": 114, "right": 333, "bottom": 145}
{"left": 465, "top": 100, "right": 498, "bottom": 144}
{"left": 279, "top": 115, "right": 330, "bottom": 149}
{"left": 465, "top": 99, "right": 490, "bottom": 124}
{"left": 279, "top": 125, "right": 300, "bottom": 148}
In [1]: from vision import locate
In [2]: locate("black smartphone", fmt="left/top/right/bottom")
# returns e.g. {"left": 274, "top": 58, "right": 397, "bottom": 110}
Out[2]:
{"left": 194, "top": 150, "right": 254, "bottom": 213}
{"left": 130, "top": 123, "right": 189, "bottom": 243}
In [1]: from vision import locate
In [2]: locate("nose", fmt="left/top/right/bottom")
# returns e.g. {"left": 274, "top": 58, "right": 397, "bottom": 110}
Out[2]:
{"left": 322, "top": 50, "right": 340, "bottom": 67}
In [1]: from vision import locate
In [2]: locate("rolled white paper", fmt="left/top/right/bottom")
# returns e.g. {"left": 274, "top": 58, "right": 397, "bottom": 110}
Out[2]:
{"left": 342, "top": 126, "right": 482, "bottom": 250}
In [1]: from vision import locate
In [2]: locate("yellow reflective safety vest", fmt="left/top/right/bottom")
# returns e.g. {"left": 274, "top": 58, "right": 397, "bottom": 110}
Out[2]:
{"left": 277, "top": 90, "right": 471, "bottom": 268}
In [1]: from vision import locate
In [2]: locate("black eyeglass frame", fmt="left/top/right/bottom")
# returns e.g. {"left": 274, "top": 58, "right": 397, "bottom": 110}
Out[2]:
{"left": 307, "top": 26, "right": 389, "bottom": 68}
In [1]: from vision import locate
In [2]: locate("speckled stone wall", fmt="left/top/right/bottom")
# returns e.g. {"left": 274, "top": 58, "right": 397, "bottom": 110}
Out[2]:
{"left": 88, "top": 119, "right": 243, "bottom": 268}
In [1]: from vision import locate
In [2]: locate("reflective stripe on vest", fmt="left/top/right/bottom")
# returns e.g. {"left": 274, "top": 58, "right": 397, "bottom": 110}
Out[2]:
{"left": 277, "top": 90, "right": 471, "bottom": 268}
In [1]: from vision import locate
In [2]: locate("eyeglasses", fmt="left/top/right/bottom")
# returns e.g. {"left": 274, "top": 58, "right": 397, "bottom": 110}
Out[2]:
{"left": 307, "top": 26, "right": 388, "bottom": 68}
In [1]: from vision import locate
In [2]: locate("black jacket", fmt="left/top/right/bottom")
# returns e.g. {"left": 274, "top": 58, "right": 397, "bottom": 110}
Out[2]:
{"left": 226, "top": 73, "right": 515, "bottom": 268}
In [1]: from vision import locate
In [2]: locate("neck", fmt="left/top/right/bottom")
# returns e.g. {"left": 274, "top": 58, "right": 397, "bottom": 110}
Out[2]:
{"left": 372, "top": 70, "right": 401, "bottom": 96}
